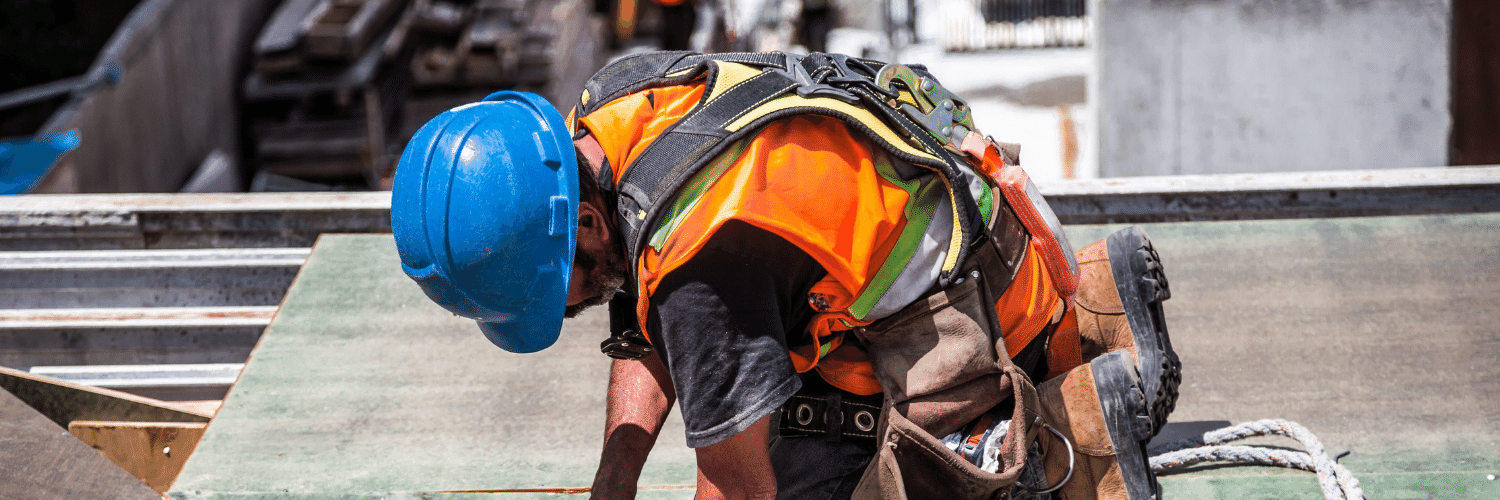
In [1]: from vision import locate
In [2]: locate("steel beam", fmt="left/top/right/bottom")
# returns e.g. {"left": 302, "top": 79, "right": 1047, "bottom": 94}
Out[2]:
{"left": 2, "top": 167, "right": 1497, "bottom": 250}
{"left": 29, "top": 363, "right": 244, "bottom": 389}
{"left": 0, "top": 248, "right": 308, "bottom": 308}
{"left": 0, "top": 307, "right": 277, "bottom": 329}
{"left": 0, "top": 192, "right": 390, "bottom": 250}
{"left": 1040, "top": 165, "right": 1500, "bottom": 224}
{"left": 0, "top": 307, "right": 274, "bottom": 370}
{"left": 29, "top": 363, "right": 244, "bottom": 401}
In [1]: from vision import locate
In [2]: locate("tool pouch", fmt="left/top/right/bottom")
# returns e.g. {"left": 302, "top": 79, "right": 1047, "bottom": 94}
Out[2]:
{"left": 850, "top": 208, "right": 1042, "bottom": 499}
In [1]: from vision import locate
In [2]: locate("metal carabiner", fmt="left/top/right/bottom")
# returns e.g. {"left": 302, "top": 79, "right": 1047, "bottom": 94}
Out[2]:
{"left": 1016, "top": 421, "right": 1076, "bottom": 495}
{"left": 873, "top": 63, "right": 976, "bottom": 146}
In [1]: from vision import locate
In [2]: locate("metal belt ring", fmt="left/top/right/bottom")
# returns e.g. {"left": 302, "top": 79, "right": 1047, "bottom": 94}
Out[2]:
{"left": 796, "top": 403, "right": 815, "bottom": 426}
{"left": 1016, "top": 422, "right": 1075, "bottom": 495}
{"left": 854, "top": 410, "right": 876, "bottom": 432}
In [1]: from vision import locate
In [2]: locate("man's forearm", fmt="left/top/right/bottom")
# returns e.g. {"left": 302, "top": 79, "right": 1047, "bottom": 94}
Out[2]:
{"left": 694, "top": 415, "right": 777, "bottom": 500}
{"left": 591, "top": 355, "right": 676, "bottom": 499}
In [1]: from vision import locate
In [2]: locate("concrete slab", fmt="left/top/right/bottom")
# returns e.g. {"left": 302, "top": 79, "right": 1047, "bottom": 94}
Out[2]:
{"left": 1064, "top": 213, "right": 1500, "bottom": 499}
{"left": 174, "top": 212, "right": 1500, "bottom": 498}
{"left": 169, "top": 235, "right": 695, "bottom": 499}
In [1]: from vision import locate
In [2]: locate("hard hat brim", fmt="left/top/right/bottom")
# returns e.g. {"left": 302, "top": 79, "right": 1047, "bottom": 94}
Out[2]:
{"left": 477, "top": 317, "right": 561, "bottom": 353}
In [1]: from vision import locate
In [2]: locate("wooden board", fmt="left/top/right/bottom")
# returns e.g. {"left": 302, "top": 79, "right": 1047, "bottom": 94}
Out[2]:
{"left": 70, "top": 420, "right": 208, "bottom": 493}
{"left": 303, "top": 0, "right": 405, "bottom": 61}
{"left": 0, "top": 389, "right": 162, "bottom": 499}
{"left": 0, "top": 365, "right": 213, "bottom": 428}
{"left": 256, "top": 0, "right": 325, "bottom": 56}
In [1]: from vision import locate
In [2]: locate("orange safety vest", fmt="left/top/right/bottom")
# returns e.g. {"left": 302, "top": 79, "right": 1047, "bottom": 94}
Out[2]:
{"left": 574, "top": 53, "right": 1076, "bottom": 395}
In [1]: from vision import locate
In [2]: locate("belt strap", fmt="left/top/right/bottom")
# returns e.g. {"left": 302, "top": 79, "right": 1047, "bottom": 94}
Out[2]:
{"left": 779, "top": 392, "right": 882, "bottom": 442}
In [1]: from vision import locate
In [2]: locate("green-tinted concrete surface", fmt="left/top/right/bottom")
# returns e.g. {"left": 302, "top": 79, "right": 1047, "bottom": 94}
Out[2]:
{"left": 174, "top": 213, "right": 1500, "bottom": 499}
{"left": 170, "top": 235, "right": 695, "bottom": 499}
{"left": 1066, "top": 214, "right": 1500, "bottom": 499}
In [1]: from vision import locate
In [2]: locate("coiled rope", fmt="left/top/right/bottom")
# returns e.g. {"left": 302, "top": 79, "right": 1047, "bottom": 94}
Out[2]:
{"left": 1148, "top": 419, "right": 1364, "bottom": 500}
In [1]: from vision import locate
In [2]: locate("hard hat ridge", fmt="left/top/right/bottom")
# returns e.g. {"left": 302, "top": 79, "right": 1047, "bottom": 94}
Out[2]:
{"left": 391, "top": 90, "right": 579, "bottom": 353}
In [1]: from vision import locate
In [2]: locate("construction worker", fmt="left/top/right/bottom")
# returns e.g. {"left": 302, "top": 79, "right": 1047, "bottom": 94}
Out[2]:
{"left": 391, "top": 51, "right": 1181, "bottom": 500}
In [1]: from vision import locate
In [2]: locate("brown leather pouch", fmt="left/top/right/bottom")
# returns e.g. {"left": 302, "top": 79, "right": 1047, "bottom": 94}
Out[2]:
{"left": 852, "top": 373, "right": 1038, "bottom": 499}
{"left": 851, "top": 260, "right": 1042, "bottom": 499}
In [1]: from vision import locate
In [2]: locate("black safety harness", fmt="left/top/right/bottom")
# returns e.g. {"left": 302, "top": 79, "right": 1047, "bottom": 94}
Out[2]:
{"left": 580, "top": 52, "right": 1058, "bottom": 447}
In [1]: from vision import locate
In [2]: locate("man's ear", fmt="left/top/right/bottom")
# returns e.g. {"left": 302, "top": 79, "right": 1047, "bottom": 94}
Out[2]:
{"left": 578, "top": 199, "right": 610, "bottom": 244}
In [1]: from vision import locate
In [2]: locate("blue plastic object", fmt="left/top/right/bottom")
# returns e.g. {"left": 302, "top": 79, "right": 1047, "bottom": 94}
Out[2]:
{"left": 0, "top": 131, "right": 80, "bottom": 194}
{"left": 391, "top": 91, "right": 578, "bottom": 353}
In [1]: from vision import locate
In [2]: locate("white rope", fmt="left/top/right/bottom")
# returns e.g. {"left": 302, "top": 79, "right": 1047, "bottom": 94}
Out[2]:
{"left": 1147, "top": 419, "right": 1364, "bottom": 500}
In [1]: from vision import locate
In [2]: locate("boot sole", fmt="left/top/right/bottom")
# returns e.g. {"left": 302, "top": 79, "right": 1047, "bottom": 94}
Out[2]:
{"left": 1106, "top": 226, "right": 1181, "bottom": 435}
{"left": 1092, "top": 350, "right": 1161, "bottom": 500}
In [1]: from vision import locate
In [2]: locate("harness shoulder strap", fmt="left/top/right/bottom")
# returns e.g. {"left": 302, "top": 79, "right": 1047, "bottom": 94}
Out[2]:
{"left": 577, "top": 51, "right": 789, "bottom": 120}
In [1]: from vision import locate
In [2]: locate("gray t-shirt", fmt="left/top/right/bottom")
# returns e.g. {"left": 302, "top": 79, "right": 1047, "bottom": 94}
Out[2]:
{"left": 620, "top": 220, "right": 827, "bottom": 448}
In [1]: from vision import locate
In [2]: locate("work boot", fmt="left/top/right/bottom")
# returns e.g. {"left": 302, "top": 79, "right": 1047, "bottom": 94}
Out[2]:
{"left": 1034, "top": 351, "right": 1159, "bottom": 500}
{"left": 1070, "top": 226, "right": 1180, "bottom": 433}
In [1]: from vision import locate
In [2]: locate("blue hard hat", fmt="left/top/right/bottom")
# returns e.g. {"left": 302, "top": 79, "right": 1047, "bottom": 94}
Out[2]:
{"left": 391, "top": 91, "right": 578, "bottom": 353}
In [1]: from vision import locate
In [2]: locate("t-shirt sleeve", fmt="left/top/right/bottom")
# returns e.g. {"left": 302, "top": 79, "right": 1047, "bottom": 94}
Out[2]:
{"left": 645, "top": 220, "right": 826, "bottom": 448}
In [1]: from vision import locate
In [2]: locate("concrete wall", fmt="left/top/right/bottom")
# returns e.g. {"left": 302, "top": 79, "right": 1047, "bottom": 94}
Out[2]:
{"left": 33, "top": 0, "right": 274, "bottom": 193}
{"left": 542, "top": 0, "right": 609, "bottom": 112}
{"left": 1096, "top": 0, "right": 1451, "bottom": 177}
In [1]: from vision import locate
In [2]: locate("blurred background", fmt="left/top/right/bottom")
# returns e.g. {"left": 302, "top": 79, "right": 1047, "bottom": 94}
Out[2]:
{"left": 3, "top": 5, "right": 1498, "bottom": 497}
{"left": 0, "top": 0, "right": 1493, "bottom": 195}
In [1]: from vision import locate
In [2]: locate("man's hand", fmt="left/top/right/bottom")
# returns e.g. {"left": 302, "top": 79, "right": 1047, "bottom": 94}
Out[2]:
{"left": 591, "top": 355, "right": 675, "bottom": 500}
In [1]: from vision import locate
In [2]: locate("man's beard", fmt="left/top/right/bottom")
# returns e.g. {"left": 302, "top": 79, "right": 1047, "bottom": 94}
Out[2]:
{"left": 564, "top": 246, "right": 628, "bottom": 318}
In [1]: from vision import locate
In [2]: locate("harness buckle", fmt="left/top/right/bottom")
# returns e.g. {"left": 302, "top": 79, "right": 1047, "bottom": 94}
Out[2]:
{"left": 823, "top": 392, "right": 844, "bottom": 442}
{"left": 600, "top": 329, "right": 654, "bottom": 360}
{"left": 819, "top": 54, "right": 898, "bottom": 99}
{"left": 777, "top": 52, "right": 898, "bottom": 104}
{"left": 778, "top": 52, "right": 859, "bottom": 103}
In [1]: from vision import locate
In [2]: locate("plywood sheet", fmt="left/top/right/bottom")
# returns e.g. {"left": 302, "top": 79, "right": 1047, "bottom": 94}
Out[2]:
{"left": 0, "top": 389, "right": 162, "bottom": 499}
{"left": 174, "top": 212, "right": 1500, "bottom": 499}
{"left": 171, "top": 234, "right": 695, "bottom": 499}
